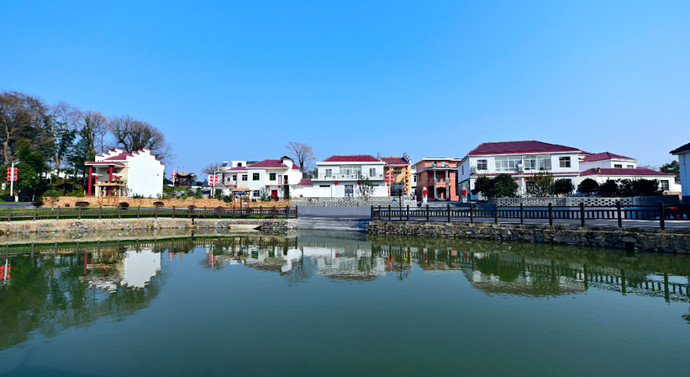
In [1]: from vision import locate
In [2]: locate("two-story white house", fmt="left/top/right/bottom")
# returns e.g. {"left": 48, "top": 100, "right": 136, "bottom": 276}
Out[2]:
{"left": 216, "top": 157, "right": 303, "bottom": 199}
{"left": 305, "top": 155, "right": 388, "bottom": 198}
{"left": 85, "top": 148, "right": 165, "bottom": 198}
{"left": 457, "top": 141, "right": 584, "bottom": 197}
{"left": 579, "top": 152, "right": 680, "bottom": 193}
{"left": 671, "top": 142, "right": 690, "bottom": 204}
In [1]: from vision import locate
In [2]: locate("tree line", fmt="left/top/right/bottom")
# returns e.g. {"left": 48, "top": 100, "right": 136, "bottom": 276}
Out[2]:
{"left": 0, "top": 90, "right": 172, "bottom": 199}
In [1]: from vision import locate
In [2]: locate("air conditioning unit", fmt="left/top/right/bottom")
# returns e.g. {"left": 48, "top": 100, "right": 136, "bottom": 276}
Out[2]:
{"left": 517, "top": 164, "right": 524, "bottom": 173}
{"left": 471, "top": 167, "right": 477, "bottom": 174}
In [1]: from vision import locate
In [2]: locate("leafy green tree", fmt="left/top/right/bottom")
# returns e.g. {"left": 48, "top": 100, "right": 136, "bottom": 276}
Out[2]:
{"left": 577, "top": 178, "right": 599, "bottom": 194}
{"left": 597, "top": 180, "right": 619, "bottom": 197}
{"left": 660, "top": 161, "right": 680, "bottom": 181}
{"left": 554, "top": 179, "right": 574, "bottom": 196}
{"left": 526, "top": 171, "right": 555, "bottom": 197}
{"left": 492, "top": 174, "right": 519, "bottom": 197}
{"left": 471, "top": 176, "right": 493, "bottom": 198}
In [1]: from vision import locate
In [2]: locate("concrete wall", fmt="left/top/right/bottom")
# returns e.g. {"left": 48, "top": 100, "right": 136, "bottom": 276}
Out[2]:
{"left": 489, "top": 195, "right": 680, "bottom": 207}
{"left": 367, "top": 220, "right": 690, "bottom": 254}
{"left": 0, "top": 217, "right": 294, "bottom": 235}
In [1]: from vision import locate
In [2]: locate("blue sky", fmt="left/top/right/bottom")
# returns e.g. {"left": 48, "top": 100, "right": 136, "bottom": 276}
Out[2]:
{"left": 2, "top": 0, "right": 689, "bottom": 174}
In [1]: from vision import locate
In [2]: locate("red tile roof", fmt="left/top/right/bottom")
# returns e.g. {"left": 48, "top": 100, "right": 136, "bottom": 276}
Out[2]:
{"left": 322, "top": 155, "right": 380, "bottom": 162}
{"left": 226, "top": 166, "right": 247, "bottom": 172}
{"left": 381, "top": 157, "right": 409, "bottom": 166}
{"left": 468, "top": 141, "right": 581, "bottom": 156}
{"left": 582, "top": 152, "right": 635, "bottom": 162}
{"left": 85, "top": 161, "right": 125, "bottom": 166}
{"left": 103, "top": 152, "right": 133, "bottom": 161}
{"left": 248, "top": 159, "right": 288, "bottom": 169}
{"left": 297, "top": 179, "right": 313, "bottom": 185}
{"left": 670, "top": 142, "right": 690, "bottom": 154}
{"left": 580, "top": 168, "right": 676, "bottom": 177}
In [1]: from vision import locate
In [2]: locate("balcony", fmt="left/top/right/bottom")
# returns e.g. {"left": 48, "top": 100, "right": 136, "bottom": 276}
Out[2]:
{"left": 312, "top": 174, "right": 383, "bottom": 181}
{"left": 428, "top": 178, "right": 451, "bottom": 184}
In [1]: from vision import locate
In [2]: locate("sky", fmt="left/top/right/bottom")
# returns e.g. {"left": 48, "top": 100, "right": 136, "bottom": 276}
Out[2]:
{"left": 2, "top": 0, "right": 689, "bottom": 175}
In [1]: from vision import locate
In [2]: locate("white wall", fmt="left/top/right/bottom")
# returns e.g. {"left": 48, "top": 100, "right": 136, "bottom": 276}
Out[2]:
{"left": 680, "top": 152, "right": 689, "bottom": 201}
{"left": 126, "top": 151, "right": 165, "bottom": 197}
{"left": 580, "top": 159, "right": 637, "bottom": 170}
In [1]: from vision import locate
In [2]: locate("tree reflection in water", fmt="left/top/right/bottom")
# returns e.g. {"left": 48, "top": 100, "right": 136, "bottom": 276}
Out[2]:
{"left": 2, "top": 231, "right": 690, "bottom": 352}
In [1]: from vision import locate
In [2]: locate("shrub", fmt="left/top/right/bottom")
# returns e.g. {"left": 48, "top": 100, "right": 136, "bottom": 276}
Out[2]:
{"left": 75, "top": 201, "right": 89, "bottom": 208}
{"left": 188, "top": 205, "right": 196, "bottom": 210}
{"left": 32, "top": 200, "right": 44, "bottom": 208}
{"left": 67, "top": 190, "right": 84, "bottom": 197}
{"left": 222, "top": 195, "right": 232, "bottom": 203}
{"left": 153, "top": 201, "right": 164, "bottom": 208}
{"left": 119, "top": 202, "right": 130, "bottom": 208}
{"left": 554, "top": 179, "right": 575, "bottom": 196}
{"left": 578, "top": 178, "right": 599, "bottom": 194}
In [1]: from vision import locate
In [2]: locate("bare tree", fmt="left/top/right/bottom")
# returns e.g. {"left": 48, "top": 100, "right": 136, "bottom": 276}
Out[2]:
{"left": 0, "top": 91, "right": 48, "bottom": 164}
{"left": 202, "top": 162, "right": 223, "bottom": 175}
{"left": 109, "top": 115, "right": 173, "bottom": 163}
{"left": 51, "top": 101, "right": 82, "bottom": 130}
{"left": 285, "top": 141, "right": 315, "bottom": 173}
{"left": 82, "top": 111, "right": 111, "bottom": 154}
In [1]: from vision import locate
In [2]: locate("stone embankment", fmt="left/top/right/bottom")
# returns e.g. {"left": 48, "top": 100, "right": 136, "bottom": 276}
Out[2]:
{"left": 0, "top": 218, "right": 293, "bottom": 236}
{"left": 52, "top": 196, "right": 291, "bottom": 208}
{"left": 367, "top": 221, "right": 690, "bottom": 254}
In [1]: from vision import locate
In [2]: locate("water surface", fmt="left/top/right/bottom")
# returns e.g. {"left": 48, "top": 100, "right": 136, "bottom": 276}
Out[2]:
{"left": 0, "top": 231, "right": 689, "bottom": 376}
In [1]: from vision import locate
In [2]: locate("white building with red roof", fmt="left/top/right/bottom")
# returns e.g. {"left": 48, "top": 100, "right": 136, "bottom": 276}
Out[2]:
{"left": 217, "top": 157, "right": 303, "bottom": 199}
{"left": 670, "top": 142, "right": 690, "bottom": 204}
{"left": 309, "top": 155, "right": 388, "bottom": 198}
{"left": 578, "top": 151, "right": 679, "bottom": 193}
{"left": 457, "top": 140, "right": 585, "bottom": 197}
{"left": 85, "top": 148, "right": 165, "bottom": 198}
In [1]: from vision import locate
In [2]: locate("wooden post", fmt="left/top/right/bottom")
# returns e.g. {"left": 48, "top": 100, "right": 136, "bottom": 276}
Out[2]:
{"left": 659, "top": 201, "right": 665, "bottom": 230}
{"left": 617, "top": 201, "right": 622, "bottom": 228}
{"left": 56, "top": 206, "right": 59, "bottom": 221}
{"left": 548, "top": 203, "right": 553, "bottom": 226}
{"left": 580, "top": 203, "right": 585, "bottom": 227}
{"left": 155, "top": 206, "right": 158, "bottom": 219}
{"left": 118, "top": 205, "right": 121, "bottom": 219}
{"left": 378, "top": 206, "right": 381, "bottom": 221}
{"left": 78, "top": 206, "right": 82, "bottom": 220}
{"left": 407, "top": 205, "right": 410, "bottom": 222}
{"left": 99, "top": 205, "right": 102, "bottom": 220}
{"left": 33, "top": 206, "right": 37, "bottom": 221}
{"left": 388, "top": 205, "right": 392, "bottom": 221}
{"left": 273, "top": 206, "right": 276, "bottom": 220}
{"left": 295, "top": 206, "right": 299, "bottom": 219}
{"left": 447, "top": 204, "right": 451, "bottom": 223}
{"left": 469, "top": 203, "right": 473, "bottom": 223}
{"left": 172, "top": 206, "right": 175, "bottom": 219}
{"left": 426, "top": 205, "right": 430, "bottom": 223}
{"left": 204, "top": 206, "right": 206, "bottom": 219}
{"left": 260, "top": 206, "right": 263, "bottom": 220}
{"left": 370, "top": 206, "right": 374, "bottom": 221}
{"left": 520, "top": 203, "right": 524, "bottom": 225}
{"left": 494, "top": 204, "right": 498, "bottom": 225}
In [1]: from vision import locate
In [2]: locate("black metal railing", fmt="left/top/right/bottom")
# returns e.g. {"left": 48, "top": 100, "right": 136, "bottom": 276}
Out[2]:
{"left": 371, "top": 202, "right": 689, "bottom": 230}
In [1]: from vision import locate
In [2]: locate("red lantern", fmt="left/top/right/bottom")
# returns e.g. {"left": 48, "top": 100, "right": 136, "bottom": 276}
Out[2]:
{"left": 266, "top": 185, "right": 270, "bottom": 188}
{"left": 357, "top": 181, "right": 360, "bottom": 185}
{"left": 423, "top": 188, "right": 428, "bottom": 196}
{"left": 335, "top": 181, "right": 339, "bottom": 185}
{"left": 462, "top": 190, "right": 467, "bottom": 195}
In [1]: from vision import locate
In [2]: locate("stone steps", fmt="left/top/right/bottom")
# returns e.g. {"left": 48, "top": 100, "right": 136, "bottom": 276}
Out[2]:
{"left": 295, "top": 217, "right": 369, "bottom": 232}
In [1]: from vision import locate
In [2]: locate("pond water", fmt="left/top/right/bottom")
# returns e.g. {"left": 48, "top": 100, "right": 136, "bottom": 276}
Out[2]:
{"left": 0, "top": 230, "right": 689, "bottom": 376}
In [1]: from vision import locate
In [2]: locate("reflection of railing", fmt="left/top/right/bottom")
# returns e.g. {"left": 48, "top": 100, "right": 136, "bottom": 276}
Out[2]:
{"left": 0, "top": 205, "right": 299, "bottom": 222}
{"left": 371, "top": 203, "right": 690, "bottom": 230}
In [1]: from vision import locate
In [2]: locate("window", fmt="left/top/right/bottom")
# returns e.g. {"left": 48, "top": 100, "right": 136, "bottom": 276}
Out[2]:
{"left": 253, "top": 190, "right": 260, "bottom": 197}
{"left": 523, "top": 155, "right": 551, "bottom": 171}
{"left": 495, "top": 156, "right": 521, "bottom": 172}
{"left": 627, "top": 165, "right": 634, "bottom": 168}
{"left": 369, "top": 168, "right": 376, "bottom": 177}
{"left": 232, "top": 175, "right": 237, "bottom": 181}
{"left": 342, "top": 165, "right": 361, "bottom": 177}
{"left": 241, "top": 174, "right": 247, "bottom": 181}
{"left": 413, "top": 175, "right": 417, "bottom": 183}
{"left": 253, "top": 173, "right": 260, "bottom": 181}
{"left": 237, "top": 163, "right": 242, "bottom": 167}
{"left": 559, "top": 157, "right": 571, "bottom": 168}
{"left": 476, "top": 159, "right": 488, "bottom": 170}
{"left": 325, "top": 169, "right": 332, "bottom": 177}
{"left": 269, "top": 173, "right": 276, "bottom": 181}
{"left": 319, "top": 185, "right": 330, "bottom": 188}
{"left": 461, "top": 165, "right": 464, "bottom": 175}
{"left": 614, "top": 164, "right": 623, "bottom": 168}
{"left": 661, "top": 180, "right": 669, "bottom": 191}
